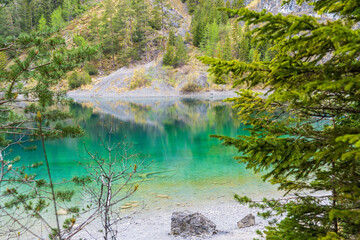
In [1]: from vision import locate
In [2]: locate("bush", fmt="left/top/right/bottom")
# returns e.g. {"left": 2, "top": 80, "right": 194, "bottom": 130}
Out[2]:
{"left": 185, "top": 32, "right": 191, "bottom": 43}
{"left": 68, "top": 72, "right": 91, "bottom": 90}
{"left": 129, "top": 68, "right": 150, "bottom": 90}
{"left": 181, "top": 82, "right": 201, "bottom": 93}
{"left": 84, "top": 63, "right": 98, "bottom": 75}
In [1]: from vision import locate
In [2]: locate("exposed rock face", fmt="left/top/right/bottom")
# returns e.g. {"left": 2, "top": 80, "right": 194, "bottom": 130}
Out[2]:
{"left": 170, "top": 211, "right": 217, "bottom": 237}
{"left": 237, "top": 214, "right": 255, "bottom": 228}
{"left": 196, "top": 74, "right": 209, "bottom": 88}
{"left": 246, "top": 0, "right": 313, "bottom": 15}
{"left": 245, "top": 0, "right": 334, "bottom": 20}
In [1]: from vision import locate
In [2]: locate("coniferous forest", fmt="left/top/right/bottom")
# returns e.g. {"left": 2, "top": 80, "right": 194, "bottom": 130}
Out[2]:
{"left": 0, "top": 0, "right": 359, "bottom": 239}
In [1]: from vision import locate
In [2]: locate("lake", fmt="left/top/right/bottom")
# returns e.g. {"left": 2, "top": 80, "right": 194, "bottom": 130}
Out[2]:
{"left": 15, "top": 97, "right": 278, "bottom": 208}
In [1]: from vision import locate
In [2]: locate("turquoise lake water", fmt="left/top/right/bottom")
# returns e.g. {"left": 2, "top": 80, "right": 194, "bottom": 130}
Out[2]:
{"left": 15, "top": 97, "right": 278, "bottom": 206}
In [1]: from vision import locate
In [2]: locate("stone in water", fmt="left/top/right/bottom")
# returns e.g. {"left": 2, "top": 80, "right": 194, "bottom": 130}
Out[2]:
{"left": 57, "top": 209, "right": 68, "bottom": 215}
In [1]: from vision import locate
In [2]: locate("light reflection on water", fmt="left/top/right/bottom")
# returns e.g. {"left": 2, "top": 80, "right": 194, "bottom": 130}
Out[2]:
{"left": 15, "top": 97, "right": 279, "bottom": 207}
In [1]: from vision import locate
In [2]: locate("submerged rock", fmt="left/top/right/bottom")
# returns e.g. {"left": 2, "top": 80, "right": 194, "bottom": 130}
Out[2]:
{"left": 57, "top": 209, "right": 68, "bottom": 215}
{"left": 237, "top": 214, "right": 255, "bottom": 228}
{"left": 170, "top": 211, "right": 217, "bottom": 237}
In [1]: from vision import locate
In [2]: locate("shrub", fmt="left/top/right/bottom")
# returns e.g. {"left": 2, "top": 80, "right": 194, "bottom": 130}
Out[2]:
{"left": 181, "top": 82, "right": 201, "bottom": 93}
{"left": 129, "top": 68, "right": 149, "bottom": 90}
{"left": 185, "top": 32, "right": 191, "bottom": 43}
{"left": 68, "top": 72, "right": 91, "bottom": 89}
{"left": 84, "top": 63, "right": 98, "bottom": 75}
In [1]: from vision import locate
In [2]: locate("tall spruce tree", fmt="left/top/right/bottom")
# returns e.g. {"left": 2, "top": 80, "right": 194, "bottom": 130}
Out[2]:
{"left": 101, "top": 0, "right": 117, "bottom": 68}
{"left": 50, "top": 6, "right": 64, "bottom": 29}
{"left": 200, "top": 0, "right": 360, "bottom": 239}
{"left": 222, "top": 34, "right": 232, "bottom": 61}
{"left": 174, "top": 35, "right": 188, "bottom": 67}
{"left": 163, "top": 41, "right": 175, "bottom": 66}
{"left": 37, "top": 14, "right": 47, "bottom": 31}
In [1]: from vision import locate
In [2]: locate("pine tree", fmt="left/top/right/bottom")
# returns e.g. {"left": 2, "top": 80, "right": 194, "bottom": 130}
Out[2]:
{"left": 185, "top": 31, "right": 191, "bottom": 43}
{"left": 89, "top": 13, "right": 104, "bottom": 70}
{"left": 50, "top": 6, "right": 64, "bottom": 29}
{"left": 153, "top": 0, "right": 167, "bottom": 35}
{"left": 232, "top": 0, "right": 244, "bottom": 9}
{"left": 251, "top": 48, "right": 260, "bottom": 62}
{"left": 200, "top": 21, "right": 219, "bottom": 57}
{"left": 62, "top": 0, "right": 74, "bottom": 21}
{"left": 163, "top": 42, "right": 175, "bottom": 66}
{"left": 0, "top": 27, "right": 99, "bottom": 240}
{"left": 215, "top": 0, "right": 227, "bottom": 24}
{"left": 150, "top": 0, "right": 162, "bottom": 30}
{"left": 0, "top": 5, "right": 21, "bottom": 37}
{"left": 248, "top": 47, "right": 254, "bottom": 62}
{"left": 238, "top": 33, "right": 249, "bottom": 62}
{"left": 222, "top": 34, "right": 232, "bottom": 61}
{"left": 37, "top": 14, "right": 47, "bottom": 31}
{"left": 168, "top": 30, "right": 176, "bottom": 46}
{"left": 101, "top": 0, "right": 118, "bottom": 68}
{"left": 200, "top": 1, "right": 360, "bottom": 239}
{"left": 174, "top": 35, "right": 188, "bottom": 67}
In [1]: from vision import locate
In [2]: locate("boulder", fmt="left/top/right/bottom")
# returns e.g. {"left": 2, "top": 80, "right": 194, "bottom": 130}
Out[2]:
{"left": 170, "top": 211, "right": 217, "bottom": 237}
{"left": 237, "top": 214, "right": 255, "bottom": 228}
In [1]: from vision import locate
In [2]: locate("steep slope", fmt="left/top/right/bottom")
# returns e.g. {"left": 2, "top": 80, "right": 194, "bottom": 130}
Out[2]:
{"left": 67, "top": 0, "right": 331, "bottom": 98}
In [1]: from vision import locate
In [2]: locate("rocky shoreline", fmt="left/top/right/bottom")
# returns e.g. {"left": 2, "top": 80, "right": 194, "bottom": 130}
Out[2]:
{"left": 74, "top": 198, "right": 271, "bottom": 240}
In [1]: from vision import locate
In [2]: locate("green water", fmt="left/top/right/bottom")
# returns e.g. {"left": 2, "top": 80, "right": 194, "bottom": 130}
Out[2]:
{"left": 15, "top": 97, "right": 278, "bottom": 205}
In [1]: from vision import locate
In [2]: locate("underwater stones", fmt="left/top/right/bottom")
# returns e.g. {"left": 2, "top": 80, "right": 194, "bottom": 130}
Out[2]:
{"left": 237, "top": 214, "right": 255, "bottom": 228}
{"left": 157, "top": 195, "right": 170, "bottom": 198}
{"left": 121, "top": 202, "right": 140, "bottom": 209}
{"left": 121, "top": 205, "right": 132, "bottom": 209}
{"left": 170, "top": 211, "right": 217, "bottom": 237}
{"left": 57, "top": 209, "right": 68, "bottom": 215}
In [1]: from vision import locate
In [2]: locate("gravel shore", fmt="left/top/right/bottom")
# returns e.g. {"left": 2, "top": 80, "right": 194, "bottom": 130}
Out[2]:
{"left": 74, "top": 197, "right": 272, "bottom": 240}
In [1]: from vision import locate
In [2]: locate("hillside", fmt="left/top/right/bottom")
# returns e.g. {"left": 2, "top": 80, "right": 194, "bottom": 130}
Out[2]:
{"left": 66, "top": 0, "right": 324, "bottom": 98}
{"left": 0, "top": 0, "right": 319, "bottom": 97}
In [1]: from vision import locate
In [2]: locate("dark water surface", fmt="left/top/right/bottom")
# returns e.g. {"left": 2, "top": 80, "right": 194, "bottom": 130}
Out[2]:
{"left": 16, "top": 97, "right": 278, "bottom": 205}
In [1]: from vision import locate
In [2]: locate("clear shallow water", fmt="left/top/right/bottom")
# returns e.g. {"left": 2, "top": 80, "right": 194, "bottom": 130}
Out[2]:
{"left": 14, "top": 97, "right": 278, "bottom": 206}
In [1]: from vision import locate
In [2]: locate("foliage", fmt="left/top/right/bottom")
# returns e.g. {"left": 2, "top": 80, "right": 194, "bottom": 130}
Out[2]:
{"left": 185, "top": 31, "right": 191, "bottom": 43}
{"left": 181, "top": 82, "right": 201, "bottom": 93}
{"left": 84, "top": 62, "right": 98, "bottom": 75}
{"left": 174, "top": 36, "right": 189, "bottom": 67}
{"left": 129, "top": 68, "right": 150, "bottom": 90}
{"left": 0, "top": 0, "right": 89, "bottom": 38}
{"left": 168, "top": 30, "right": 177, "bottom": 46}
{"left": 191, "top": 0, "right": 270, "bottom": 62}
{"left": 38, "top": 14, "right": 47, "bottom": 31}
{"left": 73, "top": 35, "right": 88, "bottom": 47}
{"left": 68, "top": 71, "right": 92, "bottom": 89}
{"left": 0, "top": 51, "right": 6, "bottom": 70}
{"left": 200, "top": 1, "right": 360, "bottom": 239}
{"left": 0, "top": 28, "right": 99, "bottom": 239}
{"left": 163, "top": 35, "right": 189, "bottom": 68}
{"left": 163, "top": 42, "right": 176, "bottom": 66}
{"left": 51, "top": 6, "right": 65, "bottom": 29}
